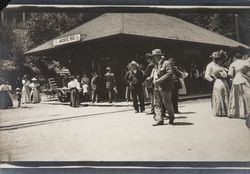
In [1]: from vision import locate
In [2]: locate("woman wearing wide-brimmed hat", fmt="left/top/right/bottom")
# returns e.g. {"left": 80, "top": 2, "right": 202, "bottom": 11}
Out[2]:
{"left": 21, "top": 75, "right": 31, "bottom": 104}
{"left": 205, "top": 50, "right": 230, "bottom": 117}
{"left": 29, "top": 77, "right": 41, "bottom": 103}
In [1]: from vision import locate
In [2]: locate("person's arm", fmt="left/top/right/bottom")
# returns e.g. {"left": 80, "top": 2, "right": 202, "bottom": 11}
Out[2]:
{"left": 228, "top": 64, "right": 235, "bottom": 78}
{"left": 204, "top": 63, "right": 214, "bottom": 82}
{"left": 125, "top": 71, "right": 130, "bottom": 82}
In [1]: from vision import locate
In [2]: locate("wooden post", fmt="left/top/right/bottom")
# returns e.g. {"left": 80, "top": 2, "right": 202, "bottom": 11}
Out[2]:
{"left": 235, "top": 14, "right": 240, "bottom": 42}
{"left": 1, "top": 11, "right": 4, "bottom": 25}
{"left": 22, "top": 12, "right": 26, "bottom": 23}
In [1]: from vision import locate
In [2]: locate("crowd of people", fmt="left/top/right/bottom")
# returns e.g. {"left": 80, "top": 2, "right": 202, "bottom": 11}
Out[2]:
{"left": 205, "top": 50, "right": 250, "bottom": 119}
{"left": 121, "top": 48, "right": 250, "bottom": 126}
{"left": 1, "top": 48, "right": 249, "bottom": 127}
{"left": 0, "top": 75, "right": 41, "bottom": 109}
{"left": 65, "top": 68, "right": 117, "bottom": 107}
{"left": 124, "top": 49, "right": 193, "bottom": 126}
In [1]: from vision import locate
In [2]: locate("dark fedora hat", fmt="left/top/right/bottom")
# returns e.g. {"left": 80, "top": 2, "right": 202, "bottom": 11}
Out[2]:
{"left": 150, "top": 49, "right": 165, "bottom": 57}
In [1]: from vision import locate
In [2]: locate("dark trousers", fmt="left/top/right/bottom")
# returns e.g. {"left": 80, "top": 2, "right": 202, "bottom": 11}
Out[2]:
{"left": 154, "top": 90, "right": 175, "bottom": 122}
{"left": 70, "top": 88, "right": 80, "bottom": 107}
{"left": 132, "top": 87, "right": 145, "bottom": 112}
{"left": 83, "top": 93, "right": 89, "bottom": 102}
{"left": 171, "top": 87, "right": 179, "bottom": 113}
{"left": 92, "top": 89, "right": 99, "bottom": 102}
{"left": 108, "top": 89, "right": 113, "bottom": 103}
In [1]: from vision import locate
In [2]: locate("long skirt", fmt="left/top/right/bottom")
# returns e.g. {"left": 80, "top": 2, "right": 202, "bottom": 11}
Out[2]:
{"left": 0, "top": 91, "right": 13, "bottom": 109}
{"left": 212, "top": 79, "right": 230, "bottom": 116}
{"left": 229, "top": 82, "right": 250, "bottom": 119}
{"left": 178, "top": 78, "right": 187, "bottom": 95}
{"left": 31, "top": 88, "right": 41, "bottom": 103}
{"left": 70, "top": 88, "right": 80, "bottom": 107}
{"left": 22, "top": 86, "right": 31, "bottom": 103}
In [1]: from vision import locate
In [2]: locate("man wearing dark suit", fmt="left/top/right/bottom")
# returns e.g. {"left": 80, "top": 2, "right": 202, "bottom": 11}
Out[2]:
{"left": 149, "top": 49, "right": 175, "bottom": 126}
{"left": 144, "top": 53, "right": 155, "bottom": 115}
{"left": 125, "top": 61, "right": 145, "bottom": 113}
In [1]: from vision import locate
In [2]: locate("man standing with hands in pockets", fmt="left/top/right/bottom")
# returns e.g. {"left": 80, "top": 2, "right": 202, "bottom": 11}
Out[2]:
{"left": 149, "top": 49, "right": 175, "bottom": 126}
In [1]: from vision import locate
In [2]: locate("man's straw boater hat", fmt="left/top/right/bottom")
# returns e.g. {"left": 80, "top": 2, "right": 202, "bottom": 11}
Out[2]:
{"left": 31, "top": 77, "right": 38, "bottom": 81}
{"left": 150, "top": 49, "right": 165, "bottom": 57}
{"left": 130, "top": 60, "right": 139, "bottom": 67}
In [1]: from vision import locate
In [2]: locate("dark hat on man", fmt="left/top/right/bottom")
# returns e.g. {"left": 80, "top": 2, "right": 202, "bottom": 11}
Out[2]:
{"left": 130, "top": 61, "right": 139, "bottom": 67}
{"left": 150, "top": 49, "right": 165, "bottom": 57}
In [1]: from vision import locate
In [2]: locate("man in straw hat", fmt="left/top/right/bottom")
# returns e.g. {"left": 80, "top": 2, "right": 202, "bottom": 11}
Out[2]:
{"left": 104, "top": 67, "right": 116, "bottom": 103}
{"left": 149, "top": 49, "right": 175, "bottom": 126}
{"left": 125, "top": 60, "right": 145, "bottom": 113}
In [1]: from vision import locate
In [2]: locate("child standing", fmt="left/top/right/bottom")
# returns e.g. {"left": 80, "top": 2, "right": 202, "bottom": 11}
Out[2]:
{"left": 82, "top": 83, "right": 89, "bottom": 102}
{"left": 16, "top": 88, "right": 22, "bottom": 107}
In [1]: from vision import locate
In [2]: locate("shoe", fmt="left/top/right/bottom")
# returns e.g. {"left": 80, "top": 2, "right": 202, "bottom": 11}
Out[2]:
{"left": 168, "top": 120, "right": 174, "bottom": 125}
{"left": 174, "top": 111, "right": 180, "bottom": 114}
{"left": 153, "top": 115, "right": 157, "bottom": 121}
{"left": 153, "top": 121, "right": 164, "bottom": 126}
{"left": 146, "top": 112, "right": 154, "bottom": 115}
{"left": 135, "top": 110, "right": 139, "bottom": 113}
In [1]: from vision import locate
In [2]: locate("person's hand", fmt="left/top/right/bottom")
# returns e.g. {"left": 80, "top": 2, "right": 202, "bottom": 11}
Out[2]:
{"left": 154, "top": 79, "right": 160, "bottom": 86}
{"left": 146, "top": 77, "right": 153, "bottom": 81}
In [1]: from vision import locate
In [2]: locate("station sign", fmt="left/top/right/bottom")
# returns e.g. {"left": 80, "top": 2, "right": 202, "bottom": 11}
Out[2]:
{"left": 53, "top": 34, "right": 81, "bottom": 47}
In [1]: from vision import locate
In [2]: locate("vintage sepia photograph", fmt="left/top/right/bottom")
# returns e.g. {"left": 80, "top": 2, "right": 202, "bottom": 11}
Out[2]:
{"left": 0, "top": 0, "right": 250, "bottom": 173}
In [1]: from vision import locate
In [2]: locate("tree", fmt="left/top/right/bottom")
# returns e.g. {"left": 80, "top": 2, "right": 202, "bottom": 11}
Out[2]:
{"left": 22, "top": 12, "right": 100, "bottom": 78}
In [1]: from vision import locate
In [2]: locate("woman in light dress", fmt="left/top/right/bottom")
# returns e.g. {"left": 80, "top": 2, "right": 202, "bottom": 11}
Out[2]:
{"left": 0, "top": 80, "right": 13, "bottom": 109}
{"left": 21, "top": 75, "right": 31, "bottom": 103}
{"left": 228, "top": 56, "right": 250, "bottom": 119}
{"left": 178, "top": 67, "right": 188, "bottom": 96}
{"left": 29, "top": 77, "right": 41, "bottom": 103}
{"left": 205, "top": 50, "right": 230, "bottom": 117}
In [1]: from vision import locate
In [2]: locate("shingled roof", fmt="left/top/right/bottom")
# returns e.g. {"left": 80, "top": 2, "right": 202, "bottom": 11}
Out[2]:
{"left": 25, "top": 13, "right": 248, "bottom": 55}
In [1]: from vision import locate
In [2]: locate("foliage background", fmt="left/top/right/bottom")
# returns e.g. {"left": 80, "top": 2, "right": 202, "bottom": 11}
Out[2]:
{"left": 1, "top": 12, "right": 250, "bottom": 86}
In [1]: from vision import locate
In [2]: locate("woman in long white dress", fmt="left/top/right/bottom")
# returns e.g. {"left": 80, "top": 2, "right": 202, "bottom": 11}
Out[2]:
{"left": 205, "top": 50, "right": 230, "bottom": 117}
{"left": 228, "top": 57, "right": 250, "bottom": 118}
{"left": 21, "top": 75, "right": 31, "bottom": 103}
{"left": 29, "top": 78, "right": 41, "bottom": 103}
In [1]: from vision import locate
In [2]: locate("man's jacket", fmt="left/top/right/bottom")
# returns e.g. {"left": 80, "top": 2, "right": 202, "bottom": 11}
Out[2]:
{"left": 153, "top": 59, "right": 174, "bottom": 91}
